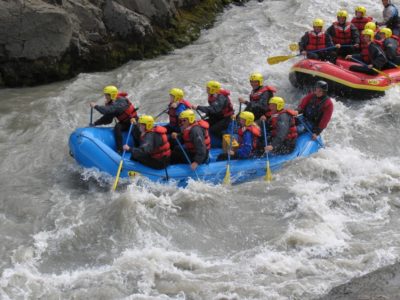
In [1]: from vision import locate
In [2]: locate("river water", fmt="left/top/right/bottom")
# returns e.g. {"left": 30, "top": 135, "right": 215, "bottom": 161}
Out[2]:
{"left": 1, "top": 0, "right": 400, "bottom": 299}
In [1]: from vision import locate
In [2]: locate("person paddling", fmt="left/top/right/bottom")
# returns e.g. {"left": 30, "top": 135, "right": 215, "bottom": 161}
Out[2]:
{"left": 90, "top": 85, "right": 138, "bottom": 154}
{"left": 295, "top": 81, "right": 333, "bottom": 141}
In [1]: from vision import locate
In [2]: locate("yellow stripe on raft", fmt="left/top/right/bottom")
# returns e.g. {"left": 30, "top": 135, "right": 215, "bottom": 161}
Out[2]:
{"left": 290, "top": 67, "right": 398, "bottom": 92}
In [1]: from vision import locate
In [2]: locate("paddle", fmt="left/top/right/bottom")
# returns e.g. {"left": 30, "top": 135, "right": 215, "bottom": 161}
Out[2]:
{"left": 296, "top": 115, "right": 325, "bottom": 148}
{"left": 267, "top": 45, "right": 352, "bottom": 65}
{"left": 388, "top": 60, "right": 400, "bottom": 68}
{"left": 112, "top": 122, "right": 135, "bottom": 191}
{"left": 267, "top": 46, "right": 335, "bottom": 65}
{"left": 89, "top": 107, "right": 93, "bottom": 126}
{"left": 289, "top": 43, "right": 299, "bottom": 51}
{"left": 350, "top": 57, "right": 391, "bottom": 79}
{"left": 155, "top": 108, "right": 168, "bottom": 120}
{"left": 261, "top": 120, "right": 272, "bottom": 182}
{"left": 223, "top": 118, "right": 235, "bottom": 185}
{"left": 176, "top": 138, "right": 199, "bottom": 179}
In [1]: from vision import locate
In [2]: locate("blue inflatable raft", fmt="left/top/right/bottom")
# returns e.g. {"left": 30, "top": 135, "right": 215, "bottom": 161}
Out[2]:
{"left": 68, "top": 126, "right": 323, "bottom": 187}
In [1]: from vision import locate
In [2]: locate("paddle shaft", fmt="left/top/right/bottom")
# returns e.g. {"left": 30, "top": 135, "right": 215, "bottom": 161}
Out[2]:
{"left": 176, "top": 138, "right": 199, "bottom": 179}
{"left": 296, "top": 116, "right": 324, "bottom": 148}
{"left": 350, "top": 57, "right": 390, "bottom": 78}
{"left": 155, "top": 108, "right": 168, "bottom": 120}
{"left": 223, "top": 119, "right": 235, "bottom": 185}
{"left": 90, "top": 107, "right": 93, "bottom": 126}
{"left": 262, "top": 120, "right": 272, "bottom": 182}
{"left": 112, "top": 122, "right": 135, "bottom": 191}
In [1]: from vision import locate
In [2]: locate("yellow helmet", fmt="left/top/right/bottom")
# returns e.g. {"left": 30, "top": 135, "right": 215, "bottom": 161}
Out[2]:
{"left": 103, "top": 85, "right": 118, "bottom": 100}
{"left": 355, "top": 6, "right": 367, "bottom": 17}
{"left": 138, "top": 115, "right": 154, "bottom": 131}
{"left": 337, "top": 10, "right": 348, "bottom": 18}
{"left": 362, "top": 29, "right": 375, "bottom": 40}
{"left": 206, "top": 80, "right": 221, "bottom": 94}
{"left": 364, "top": 21, "right": 377, "bottom": 31}
{"left": 179, "top": 109, "right": 196, "bottom": 124}
{"left": 169, "top": 88, "right": 184, "bottom": 102}
{"left": 313, "top": 18, "right": 324, "bottom": 28}
{"left": 249, "top": 72, "right": 263, "bottom": 86}
{"left": 269, "top": 96, "right": 285, "bottom": 111}
{"left": 239, "top": 111, "right": 255, "bottom": 127}
{"left": 380, "top": 27, "right": 393, "bottom": 38}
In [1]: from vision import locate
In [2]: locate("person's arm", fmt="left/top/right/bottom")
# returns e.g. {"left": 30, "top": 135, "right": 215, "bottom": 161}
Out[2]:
{"left": 351, "top": 24, "right": 360, "bottom": 45}
{"left": 297, "top": 93, "right": 313, "bottom": 113}
{"left": 325, "top": 25, "right": 335, "bottom": 39}
{"left": 197, "top": 94, "right": 226, "bottom": 115}
{"left": 316, "top": 100, "right": 334, "bottom": 135}
{"left": 94, "top": 99, "right": 128, "bottom": 116}
{"left": 299, "top": 32, "right": 309, "bottom": 52}
{"left": 325, "top": 33, "right": 334, "bottom": 48}
{"left": 270, "top": 114, "right": 290, "bottom": 149}
{"left": 190, "top": 126, "right": 207, "bottom": 164}
{"left": 236, "top": 130, "right": 253, "bottom": 158}
{"left": 139, "top": 132, "right": 158, "bottom": 154}
{"left": 371, "top": 44, "right": 388, "bottom": 69}
{"left": 247, "top": 90, "right": 272, "bottom": 113}
{"left": 93, "top": 115, "right": 114, "bottom": 126}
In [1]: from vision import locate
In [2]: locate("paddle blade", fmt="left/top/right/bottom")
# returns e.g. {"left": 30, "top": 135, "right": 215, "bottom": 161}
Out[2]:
{"left": 264, "top": 160, "right": 272, "bottom": 182}
{"left": 223, "top": 165, "right": 231, "bottom": 185}
{"left": 267, "top": 54, "right": 297, "bottom": 65}
{"left": 112, "top": 160, "right": 124, "bottom": 191}
{"left": 289, "top": 43, "right": 299, "bottom": 51}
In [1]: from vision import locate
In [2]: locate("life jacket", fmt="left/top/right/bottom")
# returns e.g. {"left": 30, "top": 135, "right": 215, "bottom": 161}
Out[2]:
{"left": 182, "top": 120, "right": 211, "bottom": 153}
{"left": 332, "top": 21, "right": 353, "bottom": 45}
{"left": 237, "top": 124, "right": 261, "bottom": 151}
{"left": 305, "top": 31, "right": 326, "bottom": 51}
{"left": 360, "top": 38, "right": 371, "bottom": 63}
{"left": 304, "top": 95, "right": 329, "bottom": 125}
{"left": 351, "top": 16, "right": 373, "bottom": 33}
{"left": 144, "top": 126, "right": 171, "bottom": 159}
{"left": 115, "top": 93, "right": 138, "bottom": 122}
{"left": 249, "top": 86, "right": 276, "bottom": 102}
{"left": 208, "top": 89, "right": 234, "bottom": 118}
{"left": 269, "top": 110, "right": 298, "bottom": 140}
{"left": 168, "top": 99, "right": 192, "bottom": 127}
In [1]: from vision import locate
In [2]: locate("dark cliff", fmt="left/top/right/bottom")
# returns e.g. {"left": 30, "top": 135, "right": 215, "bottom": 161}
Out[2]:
{"left": 0, "top": 0, "right": 246, "bottom": 87}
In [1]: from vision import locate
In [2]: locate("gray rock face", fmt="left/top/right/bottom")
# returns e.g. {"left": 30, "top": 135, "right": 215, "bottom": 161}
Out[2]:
{"left": 0, "top": 0, "right": 244, "bottom": 87}
{"left": 0, "top": 0, "right": 72, "bottom": 60}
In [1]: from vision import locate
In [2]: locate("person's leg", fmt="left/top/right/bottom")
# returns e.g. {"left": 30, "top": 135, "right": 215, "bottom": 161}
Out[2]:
{"left": 170, "top": 146, "right": 189, "bottom": 164}
{"left": 114, "top": 123, "right": 124, "bottom": 153}
{"left": 209, "top": 117, "right": 231, "bottom": 139}
{"left": 349, "top": 65, "right": 378, "bottom": 75}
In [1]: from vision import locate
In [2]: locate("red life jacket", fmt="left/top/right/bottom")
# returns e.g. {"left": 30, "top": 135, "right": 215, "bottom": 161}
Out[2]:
{"left": 360, "top": 39, "right": 371, "bottom": 63}
{"left": 182, "top": 120, "right": 211, "bottom": 153}
{"left": 144, "top": 126, "right": 171, "bottom": 159}
{"left": 238, "top": 124, "right": 261, "bottom": 151}
{"left": 208, "top": 89, "right": 234, "bottom": 117}
{"left": 269, "top": 110, "right": 298, "bottom": 140}
{"left": 249, "top": 86, "right": 276, "bottom": 102}
{"left": 115, "top": 93, "right": 138, "bottom": 122}
{"left": 351, "top": 16, "right": 373, "bottom": 32}
{"left": 332, "top": 21, "right": 353, "bottom": 45}
{"left": 168, "top": 99, "right": 192, "bottom": 127}
{"left": 305, "top": 31, "right": 326, "bottom": 51}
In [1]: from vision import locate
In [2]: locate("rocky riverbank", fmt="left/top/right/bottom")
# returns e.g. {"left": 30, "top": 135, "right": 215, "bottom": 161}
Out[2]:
{"left": 318, "top": 261, "right": 400, "bottom": 300}
{"left": 0, "top": 0, "right": 247, "bottom": 87}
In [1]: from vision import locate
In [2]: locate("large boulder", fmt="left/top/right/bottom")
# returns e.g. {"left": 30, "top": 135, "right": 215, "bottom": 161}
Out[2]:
{"left": 0, "top": 0, "right": 245, "bottom": 87}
